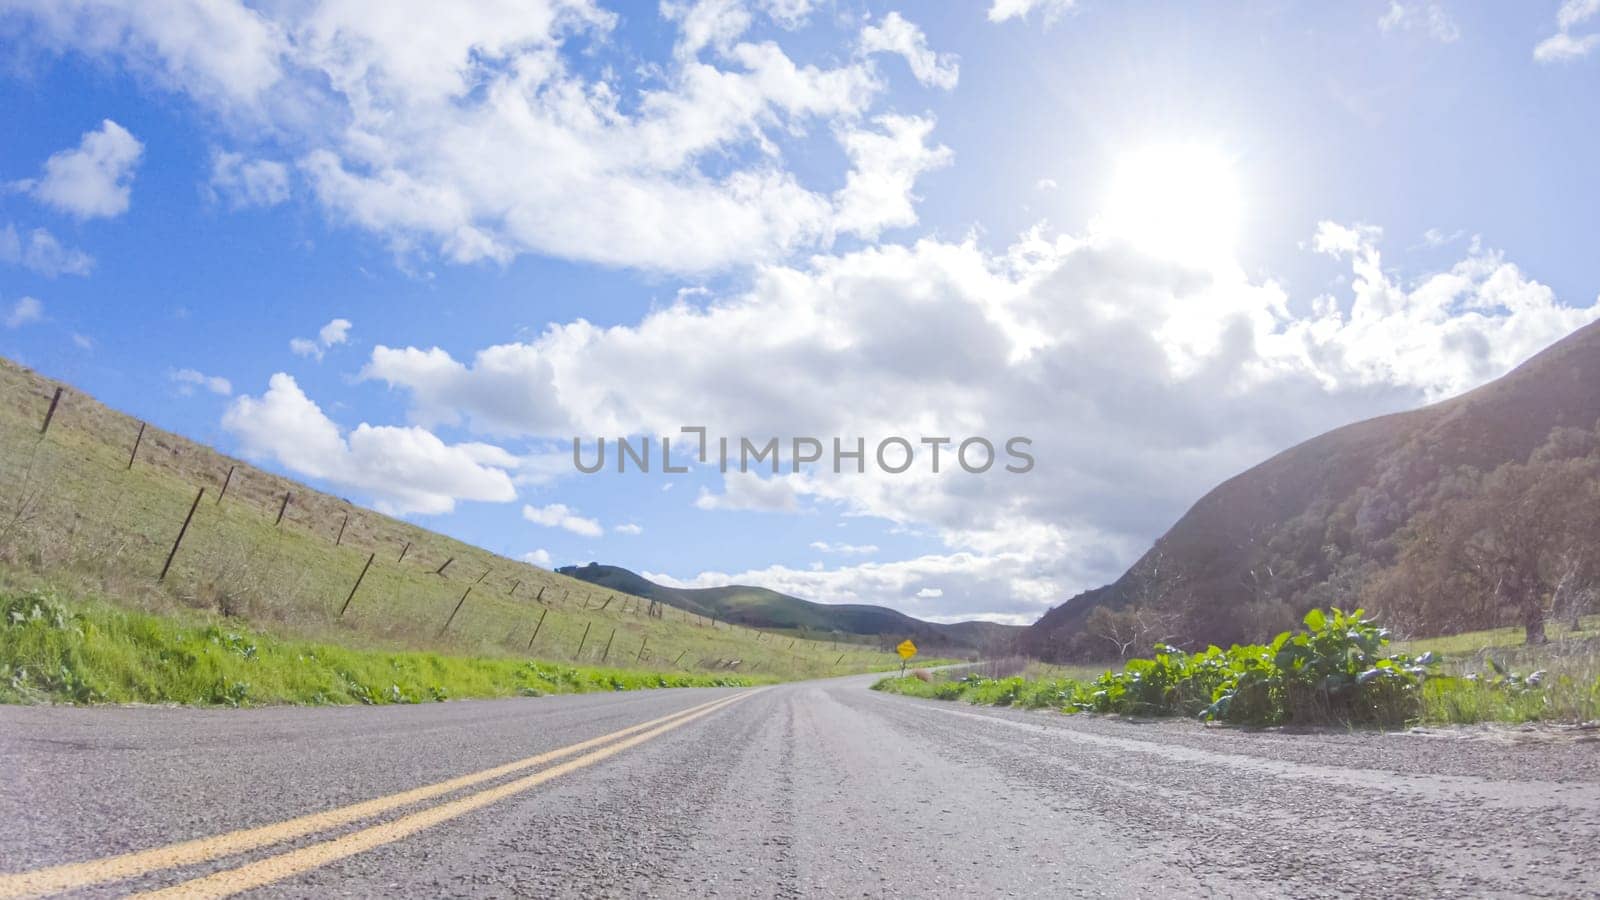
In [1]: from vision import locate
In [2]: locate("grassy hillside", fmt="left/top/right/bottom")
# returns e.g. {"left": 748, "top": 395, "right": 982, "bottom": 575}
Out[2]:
{"left": 1027, "top": 319, "right": 1600, "bottom": 658}
{"left": 559, "top": 563, "right": 1022, "bottom": 653}
{"left": 0, "top": 358, "right": 904, "bottom": 690}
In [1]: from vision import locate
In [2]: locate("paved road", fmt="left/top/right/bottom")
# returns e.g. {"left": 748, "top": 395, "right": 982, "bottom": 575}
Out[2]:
{"left": 3, "top": 675, "right": 1599, "bottom": 898}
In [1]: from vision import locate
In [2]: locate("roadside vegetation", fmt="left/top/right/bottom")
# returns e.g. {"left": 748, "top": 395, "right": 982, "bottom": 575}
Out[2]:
{"left": 0, "top": 360, "right": 904, "bottom": 697}
{"left": 2, "top": 588, "right": 759, "bottom": 706}
{"left": 877, "top": 608, "right": 1600, "bottom": 727}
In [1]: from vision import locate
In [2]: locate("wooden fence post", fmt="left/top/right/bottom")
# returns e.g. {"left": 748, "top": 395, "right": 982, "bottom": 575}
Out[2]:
{"left": 157, "top": 487, "right": 205, "bottom": 582}
{"left": 335, "top": 513, "right": 349, "bottom": 547}
{"left": 434, "top": 557, "right": 454, "bottom": 576}
{"left": 398, "top": 540, "right": 411, "bottom": 563}
{"left": 275, "top": 491, "right": 291, "bottom": 526}
{"left": 674, "top": 649, "right": 688, "bottom": 666}
{"left": 636, "top": 635, "right": 648, "bottom": 662}
{"left": 576, "top": 621, "right": 592, "bottom": 657}
{"left": 527, "top": 608, "right": 548, "bottom": 649}
{"left": 834, "top": 653, "right": 845, "bottom": 666}
{"left": 438, "top": 587, "right": 472, "bottom": 636}
{"left": 216, "top": 465, "right": 236, "bottom": 504}
{"left": 338, "top": 553, "right": 376, "bottom": 618}
{"left": 508, "top": 579, "right": 521, "bottom": 598}
{"left": 126, "top": 422, "right": 146, "bottom": 470}
{"left": 600, "top": 627, "right": 616, "bottom": 662}
{"left": 39, "top": 387, "right": 63, "bottom": 435}
{"left": 473, "top": 568, "right": 490, "bottom": 584}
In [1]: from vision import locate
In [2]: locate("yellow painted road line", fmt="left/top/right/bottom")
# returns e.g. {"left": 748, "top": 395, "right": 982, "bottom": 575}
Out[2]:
{"left": 134, "top": 690, "right": 758, "bottom": 899}
{"left": 0, "top": 692, "right": 743, "bottom": 899}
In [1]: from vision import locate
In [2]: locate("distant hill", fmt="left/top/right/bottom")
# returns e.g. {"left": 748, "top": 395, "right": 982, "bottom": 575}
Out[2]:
{"left": 1025, "top": 318, "right": 1600, "bottom": 659}
{"left": 559, "top": 563, "right": 1022, "bottom": 653}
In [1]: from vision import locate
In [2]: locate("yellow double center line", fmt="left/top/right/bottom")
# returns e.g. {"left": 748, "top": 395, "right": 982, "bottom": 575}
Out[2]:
{"left": 2, "top": 690, "right": 755, "bottom": 899}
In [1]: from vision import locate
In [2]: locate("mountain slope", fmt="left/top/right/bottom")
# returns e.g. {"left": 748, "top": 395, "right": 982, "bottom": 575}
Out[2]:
{"left": 559, "top": 563, "right": 1022, "bottom": 653}
{"left": 1025, "top": 317, "right": 1600, "bottom": 658}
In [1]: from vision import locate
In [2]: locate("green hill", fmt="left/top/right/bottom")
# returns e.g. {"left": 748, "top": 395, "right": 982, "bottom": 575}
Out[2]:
{"left": 559, "top": 563, "right": 1022, "bottom": 653}
{"left": 0, "top": 357, "right": 902, "bottom": 683}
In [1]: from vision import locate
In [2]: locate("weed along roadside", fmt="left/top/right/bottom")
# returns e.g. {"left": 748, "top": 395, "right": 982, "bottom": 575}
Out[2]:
{"left": 0, "top": 589, "right": 759, "bottom": 706}
{"left": 876, "top": 608, "right": 1600, "bottom": 727}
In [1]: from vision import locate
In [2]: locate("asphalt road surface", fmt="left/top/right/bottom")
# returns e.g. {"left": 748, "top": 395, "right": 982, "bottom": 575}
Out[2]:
{"left": 3, "top": 674, "right": 1598, "bottom": 898}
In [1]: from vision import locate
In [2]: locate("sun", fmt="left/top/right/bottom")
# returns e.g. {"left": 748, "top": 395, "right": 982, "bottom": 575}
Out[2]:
{"left": 1100, "top": 142, "right": 1242, "bottom": 265}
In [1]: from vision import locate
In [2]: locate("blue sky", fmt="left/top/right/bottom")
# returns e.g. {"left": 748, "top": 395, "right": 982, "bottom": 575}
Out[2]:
{"left": 3, "top": 0, "right": 1598, "bottom": 623}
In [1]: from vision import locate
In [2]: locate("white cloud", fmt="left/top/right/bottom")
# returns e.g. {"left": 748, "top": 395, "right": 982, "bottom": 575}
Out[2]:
{"left": 987, "top": 0, "right": 1077, "bottom": 26}
{"left": 1535, "top": 0, "right": 1600, "bottom": 62}
{"left": 1377, "top": 2, "right": 1460, "bottom": 43}
{"left": 0, "top": 0, "right": 949, "bottom": 273}
{"left": 290, "top": 317, "right": 352, "bottom": 360}
{"left": 1535, "top": 31, "right": 1600, "bottom": 62}
{"left": 523, "top": 502, "right": 603, "bottom": 537}
{"left": 832, "top": 115, "right": 953, "bottom": 240}
{"left": 71, "top": 332, "right": 94, "bottom": 350}
{"left": 810, "top": 540, "right": 879, "bottom": 555}
{"left": 757, "top": 0, "right": 813, "bottom": 29}
{"left": 0, "top": 225, "right": 94, "bottom": 277}
{"left": 1420, "top": 227, "right": 1465, "bottom": 248}
{"left": 208, "top": 151, "right": 289, "bottom": 208}
{"left": 222, "top": 373, "right": 518, "bottom": 515}
{"left": 916, "top": 587, "right": 943, "bottom": 598}
{"left": 21, "top": 119, "right": 144, "bottom": 219}
{"left": 359, "top": 217, "right": 1600, "bottom": 620}
{"left": 1035, "top": 178, "right": 1058, "bottom": 191}
{"left": 170, "top": 368, "right": 233, "bottom": 396}
{"left": 318, "top": 318, "right": 352, "bottom": 346}
{"left": 614, "top": 523, "right": 643, "bottom": 535}
{"left": 522, "top": 548, "right": 554, "bottom": 567}
{"left": 0, "top": 0, "right": 286, "bottom": 108}
{"left": 4, "top": 296, "right": 43, "bottom": 328}
{"left": 694, "top": 472, "right": 804, "bottom": 512}
{"left": 859, "top": 12, "right": 959, "bottom": 90}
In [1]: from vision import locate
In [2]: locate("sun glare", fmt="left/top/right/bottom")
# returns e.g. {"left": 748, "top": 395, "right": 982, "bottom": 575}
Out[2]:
{"left": 1101, "top": 142, "right": 1242, "bottom": 265}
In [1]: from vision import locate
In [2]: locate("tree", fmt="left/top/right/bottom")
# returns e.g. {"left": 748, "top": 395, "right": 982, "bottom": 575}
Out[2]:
{"left": 1384, "top": 455, "right": 1600, "bottom": 643}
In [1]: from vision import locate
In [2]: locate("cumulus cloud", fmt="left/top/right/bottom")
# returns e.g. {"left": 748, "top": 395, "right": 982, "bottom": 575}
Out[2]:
{"left": 860, "top": 12, "right": 959, "bottom": 90}
{"left": 614, "top": 523, "right": 643, "bottom": 535}
{"left": 4, "top": 296, "right": 43, "bottom": 328}
{"left": 222, "top": 373, "right": 518, "bottom": 515}
{"left": 1, "top": 0, "right": 954, "bottom": 273}
{"left": 522, "top": 502, "right": 603, "bottom": 537}
{"left": 208, "top": 151, "right": 290, "bottom": 208}
{"left": 169, "top": 368, "right": 232, "bottom": 396}
{"left": 523, "top": 548, "right": 554, "bottom": 567}
{"left": 290, "top": 317, "right": 352, "bottom": 360}
{"left": 20, "top": 119, "right": 143, "bottom": 219}
{"left": 359, "top": 217, "right": 1600, "bottom": 620}
{"left": 0, "top": 224, "right": 94, "bottom": 277}
{"left": 1535, "top": 0, "right": 1600, "bottom": 61}
{"left": 987, "top": 0, "right": 1077, "bottom": 26}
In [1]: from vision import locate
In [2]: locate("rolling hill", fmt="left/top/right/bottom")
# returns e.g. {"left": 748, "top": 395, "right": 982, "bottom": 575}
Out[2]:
{"left": 1025, "top": 317, "right": 1600, "bottom": 659}
{"left": 0, "top": 356, "right": 902, "bottom": 679}
{"left": 559, "top": 563, "right": 1022, "bottom": 653}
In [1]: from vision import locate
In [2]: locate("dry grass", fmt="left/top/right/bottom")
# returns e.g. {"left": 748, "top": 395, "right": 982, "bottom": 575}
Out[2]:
{"left": 0, "top": 358, "right": 904, "bottom": 681}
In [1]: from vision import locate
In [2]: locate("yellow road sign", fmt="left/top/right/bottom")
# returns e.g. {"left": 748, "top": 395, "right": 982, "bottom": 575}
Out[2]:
{"left": 896, "top": 639, "right": 917, "bottom": 660}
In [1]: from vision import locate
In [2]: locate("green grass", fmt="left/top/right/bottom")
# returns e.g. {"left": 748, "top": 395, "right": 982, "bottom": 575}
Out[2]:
{"left": 0, "top": 359, "right": 907, "bottom": 693}
{"left": 2, "top": 588, "right": 762, "bottom": 706}
{"left": 879, "top": 610, "right": 1600, "bottom": 727}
